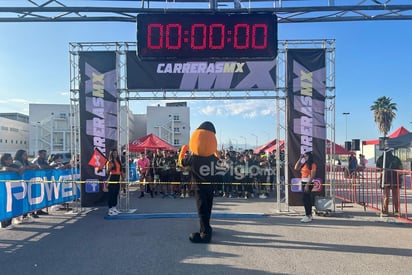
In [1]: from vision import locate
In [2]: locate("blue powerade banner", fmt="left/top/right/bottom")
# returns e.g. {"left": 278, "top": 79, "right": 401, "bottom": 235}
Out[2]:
{"left": 0, "top": 169, "right": 80, "bottom": 221}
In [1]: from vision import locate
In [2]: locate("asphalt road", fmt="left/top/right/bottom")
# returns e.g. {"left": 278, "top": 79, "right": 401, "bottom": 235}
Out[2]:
{"left": 1, "top": 191, "right": 411, "bottom": 275}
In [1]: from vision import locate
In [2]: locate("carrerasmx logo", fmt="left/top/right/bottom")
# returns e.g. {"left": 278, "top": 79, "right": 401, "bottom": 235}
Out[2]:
{"left": 156, "top": 62, "right": 245, "bottom": 74}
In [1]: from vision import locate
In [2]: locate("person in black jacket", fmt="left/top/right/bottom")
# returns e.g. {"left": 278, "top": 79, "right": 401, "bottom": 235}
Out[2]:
{"left": 178, "top": 121, "right": 223, "bottom": 243}
{"left": 376, "top": 150, "right": 403, "bottom": 216}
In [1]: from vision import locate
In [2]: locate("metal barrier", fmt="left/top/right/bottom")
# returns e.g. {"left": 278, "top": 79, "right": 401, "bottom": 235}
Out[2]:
{"left": 329, "top": 165, "right": 411, "bottom": 222}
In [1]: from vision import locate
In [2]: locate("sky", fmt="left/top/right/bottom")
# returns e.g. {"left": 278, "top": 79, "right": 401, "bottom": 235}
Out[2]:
{"left": 0, "top": 6, "right": 411, "bottom": 149}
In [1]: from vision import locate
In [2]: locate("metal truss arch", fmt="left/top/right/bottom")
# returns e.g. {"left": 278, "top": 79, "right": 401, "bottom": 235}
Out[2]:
{"left": 1, "top": 1, "right": 412, "bottom": 23}
{"left": 69, "top": 39, "right": 335, "bottom": 211}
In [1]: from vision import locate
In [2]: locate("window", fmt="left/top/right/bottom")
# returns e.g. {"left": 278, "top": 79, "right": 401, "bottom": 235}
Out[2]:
{"left": 10, "top": 127, "right": 19, "bottom": 132}
{"left": 174, "top": 139, "right": 180, "bottom": 146}
{"left": 173, "top": 115, "right": 180, "bottom": 121}
{"left": 174, "top": 127, "right": 180, "bottom": 133}
{"left": 1, "top": 126, "right": 8, "bottom": 131}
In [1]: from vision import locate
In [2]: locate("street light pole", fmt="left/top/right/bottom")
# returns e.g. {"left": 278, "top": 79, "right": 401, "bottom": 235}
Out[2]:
{"left": 250, "top": 133, "right": 258, "bottom": 148}
{"left": 240, "top": 135, "right": 247, "bottom": 151}
{"left": 232, "top": 138, "right": 238, "bottom": 150}
{"left": 342, "top": 112, "right": 350, "bottom": 141}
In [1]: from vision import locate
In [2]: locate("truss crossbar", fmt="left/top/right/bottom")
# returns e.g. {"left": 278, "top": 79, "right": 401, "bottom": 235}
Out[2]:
{"left": 1, "top": 1, "right": 412, "bottom": 23}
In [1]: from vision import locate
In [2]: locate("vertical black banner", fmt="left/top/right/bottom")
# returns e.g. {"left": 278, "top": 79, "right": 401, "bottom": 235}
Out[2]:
{"left": 287, "top": 49, "right": 326, "bottom": 206}
{"left": 79, "top": 52, "right": 117, "bottom": 206}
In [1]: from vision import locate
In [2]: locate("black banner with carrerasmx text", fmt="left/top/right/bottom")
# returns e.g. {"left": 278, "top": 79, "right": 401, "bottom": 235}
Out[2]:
{"left": 127, "top": 51, "right": 276, "bottom": 90}
{"left": 287, "top": 49, "right": 326, "bottom": 206}
{"left": 79, "top": 51, "right": 117, "bottom": 207}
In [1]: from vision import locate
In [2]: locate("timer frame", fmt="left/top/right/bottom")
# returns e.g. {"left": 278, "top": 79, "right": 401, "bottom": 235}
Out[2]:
{"left": 136, "top": 12, "right": 278, "bottom": 60}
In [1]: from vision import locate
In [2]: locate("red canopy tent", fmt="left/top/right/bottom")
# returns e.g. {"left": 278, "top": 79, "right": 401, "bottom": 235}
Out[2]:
{"left": 363, "top": 126, "right": 410, "bottom": 145}
{"left": 253, "top": 139, "right": 278, "bottom": 154}
{"left": 129, "top": 133, "right": 176, "bottom": 152}
{"left": 255, "top": 139, "right": 351, "bottom": 155}
{"left": 326, "top": 140, "right": 354, "bottom": 155}
{"left": 260, "top": 140, "right": 285, "bottom": 153}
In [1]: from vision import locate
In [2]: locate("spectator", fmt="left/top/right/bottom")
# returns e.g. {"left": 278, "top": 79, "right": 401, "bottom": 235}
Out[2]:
{"left": 1, "top": 152, "right": 35, "bottom": 223}
{"left": 135, "top": 152, "right": 153, "bottom": 198}
{"left": 180, "top": 165, "right": 191, "bottom": 198}
{"left": 1, "top": 153, "right": 24, "bottom": 175}
{"left": 120, "top": 150, "right": 127, "bottom": 194}
{"left": 221, "top": 152, "right": 234, "bottom": 198}
{"left": 49, "top": 154, "right": 71, "bottom": 169}
{"left": 14, "top": 149, "right": 38, "bottom": 170}
{"left": 348, "top": 153, "right": 358, "bottom": 178}
{"left": 31, "top": 150, "right": 51, "bottom": 216}
{"left": 376, "top": 150, "right": 403, "bottom": 216}
{"left": 258, "top": 153, "right": 269, "bottom": 199}
{"left": 359, "top": 154, "right": 368, "bottom": 169}
{"left": 151, "top": 149, "right": 164, "bottom": 196}
{"left": 161, "top": 159, "right": 181, "bottom": 198}
{"left": 32, "top": 149, "right": 52, "bottom": 169}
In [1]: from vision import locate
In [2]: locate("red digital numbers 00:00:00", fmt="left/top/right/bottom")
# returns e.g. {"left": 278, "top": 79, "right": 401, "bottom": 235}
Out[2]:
{"left": 146, "top": 23, "right": 268, "bottom": 50}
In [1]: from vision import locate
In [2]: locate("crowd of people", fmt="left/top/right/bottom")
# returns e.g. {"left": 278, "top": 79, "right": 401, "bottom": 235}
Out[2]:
{"left": 129, "top": 148, "right": 282, "bottom": 201}
{"left": 0, "top": 149, "right": 72, "bottom": 227}
{"left": 340, "top": 153, "right": 369, "bottom": 179}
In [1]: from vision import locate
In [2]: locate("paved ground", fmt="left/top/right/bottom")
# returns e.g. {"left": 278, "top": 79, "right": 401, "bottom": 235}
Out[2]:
{"left": 1, "top": 190, "right": 411, "bottom": 275}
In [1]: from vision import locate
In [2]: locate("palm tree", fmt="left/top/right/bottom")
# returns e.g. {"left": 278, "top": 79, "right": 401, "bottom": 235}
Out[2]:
{"left": 370, "top": 96, "right": 397, "bottom": 190}
{"left": 370, "top": 96, "right": 397, "bottom": 137}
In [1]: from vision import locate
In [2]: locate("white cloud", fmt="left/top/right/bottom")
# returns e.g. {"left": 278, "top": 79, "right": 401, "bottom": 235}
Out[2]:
{"left": 9, "top": 98, "right": 31, "bottom": 104}
{"left": 0, "top": 98, "right": 42, "bottom": 115}
{"left": 199, "top": 100, "right": 275, "bottom": 118}
{"left": 260, "top": 108, "right": 273, "bottom": 116}
{"left": 200, "top": 105, "right": 217, "bottom": 116}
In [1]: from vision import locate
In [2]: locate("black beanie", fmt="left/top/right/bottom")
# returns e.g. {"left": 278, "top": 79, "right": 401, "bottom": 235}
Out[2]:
{"left": 197, "top": 121, "right": 216, "bottom": 133}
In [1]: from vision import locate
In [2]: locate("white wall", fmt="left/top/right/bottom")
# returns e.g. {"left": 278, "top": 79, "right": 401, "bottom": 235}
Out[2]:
{"left": 0, "top": 117, "right": 29, "bottom": 155}
{"left": 362, "top": 143, "right": 379, "bottom": 166}
{"left": 29, "top": 104, "right": 71, "bottom": 156}
{"left": 146, "top": 105, "right": 190, "bottom": 147}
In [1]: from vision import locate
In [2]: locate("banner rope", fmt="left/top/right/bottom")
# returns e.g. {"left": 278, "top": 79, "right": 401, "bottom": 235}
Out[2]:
{"left": 0, "top": 179, "right": 372, "bottom": 187}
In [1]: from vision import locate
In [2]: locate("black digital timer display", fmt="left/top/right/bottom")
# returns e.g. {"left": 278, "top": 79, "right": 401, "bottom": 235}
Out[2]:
{"left": 137, "top": 13, "right": 277, "bottom": 60}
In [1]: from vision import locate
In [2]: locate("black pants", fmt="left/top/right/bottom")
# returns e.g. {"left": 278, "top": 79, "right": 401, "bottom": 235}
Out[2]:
{"left": 108, "top": 174, "right": 120, "bottom": 208}
{"left": 302, "top": 181, "right": 313, "bottom": 216}
{"left": 194, "top": 184, "right": 214, "bottom": 234}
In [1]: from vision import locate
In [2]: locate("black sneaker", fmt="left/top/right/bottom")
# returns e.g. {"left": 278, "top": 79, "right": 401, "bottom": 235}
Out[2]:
{"left": 36, "top": 210, "right": 49, "bottom": 215}
{"left": 31, "top": 213, "right": 40, "bottom": 218}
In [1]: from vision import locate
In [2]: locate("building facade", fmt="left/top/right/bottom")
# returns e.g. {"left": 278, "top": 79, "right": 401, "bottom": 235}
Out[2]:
{"left": 146, "top": 102, "right": 190, "bottom": 148}
{"left": 20, "top": 102, "right": 189, "bottom": 157}
{"left": 0, "top": 113, "right": 29, "bottom": 155}
{"left": 28, "top": 104, "right": 71, "bottom": 157}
